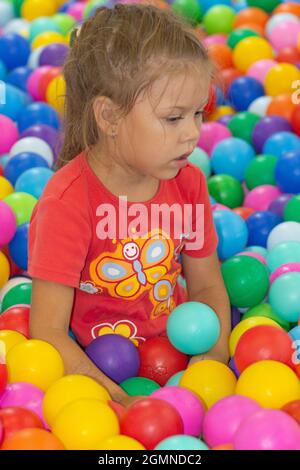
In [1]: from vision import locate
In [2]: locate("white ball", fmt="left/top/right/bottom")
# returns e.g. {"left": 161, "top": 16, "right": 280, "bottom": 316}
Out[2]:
{"left": 0, "top": 276, "right": 32, "bottom": 307}
{"left": 267, "top": 221, "right": 300, "bottom": 250}
{"left": 4, "top": 19, "right": 30, "bottom": 36}
{"left": 9, "top": 137, "right": 53, "bottom": 167}
{"left": 27, "top": 46, "right": 45, "bottom": 69}
{"left": 248, "top": 96, "right": 272, "bottom": 117}
{"left": 0, "top": 1, "right": 14, "bottom": 28}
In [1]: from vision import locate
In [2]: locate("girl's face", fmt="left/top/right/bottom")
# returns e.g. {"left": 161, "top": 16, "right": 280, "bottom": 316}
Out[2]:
{"left": 116, "top": 68, "right": 211, "bottom": 181}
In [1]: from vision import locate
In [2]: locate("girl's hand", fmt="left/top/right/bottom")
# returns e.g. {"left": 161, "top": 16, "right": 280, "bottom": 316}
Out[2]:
{"left": 120, "top": 395, "right": 145, "bottom": 408}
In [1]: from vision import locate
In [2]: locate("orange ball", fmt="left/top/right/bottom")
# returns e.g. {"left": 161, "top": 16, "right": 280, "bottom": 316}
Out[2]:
{"left": 236, "top": 22, "right": 265, "bottom": 37}
{"left": 234, "top": 7, "right": 268, "bottom": 29}
{"left": 212, "top": 443, "right": 234, "bottom": 450}
{"left": 218, "top": 68, "right": 243, "bottom": 94}
{"left": 233, "top": 207, "right": 255, "bottom": 220}
{"left": 208, "top": 44, "right": 233, "bottom": 71}
{"left": 267, "top": 94, "right": 296, "bottom": 121}
{"left": 273, "top": 2, "right": 300, "bottom": 18}
{"left": 281, "top": 400, "right": 300, "bottom": 426}
{"left": 276, "top": 46, "right": 300, "bottom": 65}
{"left": 1, "top": 428, "right": 65, "bottom": 450}
{"left": 38, "top": 67, "right": 62, "bottom": 101}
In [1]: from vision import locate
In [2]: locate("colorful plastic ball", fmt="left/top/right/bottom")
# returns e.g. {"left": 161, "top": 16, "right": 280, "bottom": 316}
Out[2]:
{"left": 208, "top": 174, "right": 244, "bottom": 208}
{"left": 265, "top": 63, "right": 300, "bottom": 96}
{"left": 274, "top": 3, "right": 300, "bottom": 18}
{"left": 9, "top": 137, "right": 54, "bottom": 167}
{"left": 15, "top": 168, "right": 54, "bottom": 199}
{"left": 227, "top": 112, "right": 260, "bottom": 145}
{"left": 0, "top": 305, "right": 30, "bottom": 337}
{"left": 26, "top": 66, "right": 52, "bottom": 101}
{"left": 197, "top": 122, "right": 232, "bottom": 156}
{"left": 43, "top": 374, "right": 111, "bottom": 428}
{"left": 203, "top": 5, "right": 235, "bottom": 34}
{"left": 213, "top": 210, "right": 248, "bottom": 259}
{"left": 172, "top": 0, "right": 202, "bottom": 25}
{"left": 39, "top": 43, "right": 69, "bottom": 68}
{"left": 0, "top": 115, "right": 19, "bottom": 154}
{"left": 227, "top": 28, "right": 259, "bottom": 49}
{"left": 269, "top": 272, "right": 300, "bottom": 322}
{"left": 17, "top": 102, "right": 60, "bottom": 133}
{"left": 179, "top": 360, "right": 236, "bottom": 409}
{"left": 155, "top": 435, "right": 208, "bottom": 450}
{"left": 275, "top": 149, "right": 300, "bottom": 193}
{"left": 187, "top": 148, "right": 211, "bottom": 178}
{"left": 203, "top": 33, "right": 227, "bottom": 47}
{"left": 0, "top": 276, "right": 31, "bottom": 305}
{"left": 4, "top": 152, "right": 49, "bottom": 185}
{"left": 0, "top": 407, "right": 44, "bottom": 442}
{"left": 267, "top": 94, "right": 297, "bottom": 122}
{"left": 234, "top": 408, "right": 300, "bottom": 450}
{"left": 52, "top": 13, "right": 76, "bottom": 36}
{"left": 267, "top": 221, "right": 300, "bottom": 250}
{"left": 233, "top": 36, "right": 273, "bottom": 72}
{"left": 269, "top": 21, "right": 300, "bottom": 52}
{"left": 0, "top": 251, "right": 10, "bottom": 289}
{"left": 246, "top": 211, "right": 281, "bottom": 247}
{"left": 267, "top": 241, "right": 300, "bottom": 272}
{"left": 247, "top": 58, "right": 277, "bottom": 84}
{"left": 3, "top": 192, "right": 37, "bottom": 226}
{"left": 32, "top": 31, "right": 68, "bottom": 51}
{"left": 218, "top": 67, "right": 243, "bottom": 95}
{"left": 1, "top": 428, "right": 64, "bottom": 450}
{"left": 244, "top": 185, "right": 281, "bottom": 211}
{"left": 46, "top": 75, "right": 66, "bottom": 115}
{"left": 236, "top": 360, "right": 300, "bottom": 408}
{"left": 282, "top": 400, "right": 300, "bottom": 426}
{"left": 232, "top": 206, "right": 255, "bottom": 220}
{"left": 167, "top": 301, "right": 220, "bottom": 355}
{"left": 21, "top": 124, "right": 61, "bottom": 159}
{"left": 221, "top": 255, "right": 269, "bottom": 309}
{"left": 6, "top": 339, "right": 64, "bottom": 391}
{"left": 270, "top": 263, "right": 300, "bottom": 287}
{"left": 36, "top": 66, "right": 61, "bottom": 101}
{"left": 277, "top": 46, "right": 300, "bottom": 65}
{"left": 8, "top": 223, "right": 28, "bottom": 271}
{"left": 248, "top": 96, "right": 272, "bottom": 117}
{"left": 208, "top": 43, "right": 233, "bottom": 70}
{"left": 246, "top": 0, "right": 281, "bottom": 13}
{"left": 27, "top": 46, "right": 46, "bottom": 70}
{"left": 21, "top": 0, "right": 57, "bottom": 21}
{"left": 165, "top": 371, "right": 184, "bottom": 386}
{"left": 6, "top": 67, "right": 33, "bottom": 94}
{"left": 264, "top": 132, "right": 300, "bottom": 160}
{"left": 120, "top": 398, "right": 183, "bottom": 450}
{"left": 242, "top": 302, "right": 290, "bottom": 331}
{"left": 138, "top": 337, "right": 188, "bottom": 386}
{"left": 266, "top": 12, "right": 299, "bottom": 37}
{"left": 237, "top": 251, "right": 267, "bottom": 266}
{"left": 253, "top": 116, "right": 292, "bottom": 152}
{"left": 228, "top": 76, "right": 264, "bottom": 111}
{"left": 1, "top": 282, "right": 32, "bottom": 313}
{"left": 208, "top": 105, "right": 235, "bottom": 121}
{"left": 97, "top": 434, "right": 145, "bottom": 450}
{"left": 28, "top": 17, "right": 61, "bottom": 42}
{"left": 0, "top": 84, "right": 31, "bottom": 121}
{"left": 0, "top": 382, "right": 45, "bottom": 425}
{"left": 0, "top": 33, "right": 30, "bottom": 71}
{"left": 284, "top": 195, "right": 300, "bottom": 223}
{"left": 211, "top": 137, "right": 255, "bottom": 180}
{"left": 120, "top": 377, "right": 160, "bottom": 396}
{"left": 0, "top": 201, "right": 16, "bottom": 247}
{"left": 269, "top": 193, "right": 293, "bottom": 219}
{"left": 292, "top": 105, "right": 300, "bottom": 136}
{"left": 245, "top": 155, "right": 277, "bottom": 190}
{"left": 202, "top": 395, "right": 260, "bottom": 448}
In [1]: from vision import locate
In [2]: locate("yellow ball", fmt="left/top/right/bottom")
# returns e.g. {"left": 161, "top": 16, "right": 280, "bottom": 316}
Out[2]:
{"left": 265, "top": 63, "right": 300, "bottom": 96}
{"left": 236, "top": 360, "right": 300, "bottom": 408}
{"left": 46, "top": 76, "right": 66, "bottom": 115}
{"left": 233, "top": 37, "right": 274, "bottom": 72}
{"left": 52, "top": 398, "right": 119, "bottom": 450}
{"left": 0, "top": 252, "right": 10, "bottom": 290}
{"left": 229, "top": 316, "right": 281, "bottom": 356}
{"left": 0, "top": 330, "right": 27, "bottom": 356}
{"left": 179, "top": 360, "right": 236, "bottom": 409}
{"left": 0, "top": 176, "right": 14, "bottom": 200}
{"left": 21, "top": 0, "right": 57, "bottom": 21}
{"left": 208, "top": 105, "right": 235, "bottom": 122}
{"left": 97, "top": 435, "right": 145, "bottom": 450}
{"left": 32, "top": 32, "right": 68, "bottom": 50}
{"left": 43, "top": 374, "right": 111, "bottom": 427}
{"left": 6, "top": 339, "right": 64, "bottom": 391}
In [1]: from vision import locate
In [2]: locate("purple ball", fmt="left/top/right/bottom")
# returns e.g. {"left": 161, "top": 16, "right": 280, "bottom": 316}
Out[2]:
{"left": 217, "top": 115, "right": 232, "bottom": 126}
{"left": 229, "top": 357, "right": 240, "bottom": 378}
{"left": 85, "top": 334, "right": 140, "bottom": 384}
{"left": 268, "top": 193, "right": 293, "bottom": 218}
{"left": 39, "top": 44, "right": 69, "bottom": 67}
{"left": 21, "top": 124, "right": 62, "bottom": 160}
{"left": 252, "top": 116, "right": 291, "bottom": 153}
{"left": 231, "top": 307, "right": 241, "bottom": 329}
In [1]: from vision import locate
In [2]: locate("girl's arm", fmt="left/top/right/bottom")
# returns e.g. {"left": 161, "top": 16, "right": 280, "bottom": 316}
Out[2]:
{"left": 30, "top": 278, "right": 131, "bottom": 405}
{"left": 182, "top": 251, "right": 231, "bottom": 365}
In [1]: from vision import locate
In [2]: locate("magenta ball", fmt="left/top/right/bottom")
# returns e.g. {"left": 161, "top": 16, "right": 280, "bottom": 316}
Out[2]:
{"left": 244, "top": 185, "right": 282, "bottom": 211}
{"left": 203, "top": 34, "right": 227, "bottom": 47}
{"left": 234, "top": 409, "right": 300, "bottom": 450}
{"left": 151, "top": 386, "right": 205, "bottom": 437}
{"left": 203, "top": 395, "right": 261, "bottom": 448}
{"left": 197, "top": 122, "right": 232, "bottom": 156}
{"left": 67, "top": 3, "right": 85, "bottom": 21}
{"left": 212, "top": 203, "right": 231, "bottom": 211}
{"left": 0, "top": 201, "right": 17, "bottom": 247}
{"left": 0, "top": 115, "right": 19, "bottom": 154}
{"left": 247, "top": 59, "right": 277, "bottom": 84}
{"left": 270, "top": 262, "right": 300, "bottom": 284}
{"left": 27, "top": 66, "right": 51, "bottom": 101}
{"left": 269, "top": 21, "right": 300, "bottom": 51}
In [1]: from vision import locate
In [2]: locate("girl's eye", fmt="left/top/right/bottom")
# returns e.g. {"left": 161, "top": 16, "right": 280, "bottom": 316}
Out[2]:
{"left": 166, "top": 111, "right": 205, "bottom": 124}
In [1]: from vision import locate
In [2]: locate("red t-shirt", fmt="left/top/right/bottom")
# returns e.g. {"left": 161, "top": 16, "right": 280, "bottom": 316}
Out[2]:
{"left": 28, "top": 152, "right": 218, "bottom": 347}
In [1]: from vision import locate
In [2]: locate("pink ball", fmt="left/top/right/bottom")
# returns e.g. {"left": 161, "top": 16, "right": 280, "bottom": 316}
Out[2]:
{"left": 151, "top": 386, "right": 205, "bottom": 437}
{"left": 27, "top": 66, "right": 52, "bottom": 101}
{"left": 237, "top": 251, "right": 267, "bottom": 265}
{"left": 269, "top": 21, "right": 300, "bottom": 51}
{"left": 0, "top": 201, "right": 17, "bottom": 248}
{"left": 203, "top": 395, "right": 261, "bottom": 448}
{"left": 212, "top": 203, "right": 231, "bottom": 211}
{"left": 203, "top": 34, "right": 227, "bottom": 47}
{"left": 197, "top": 122, "right": 232, "bottom": 156}
{"left": 0, "top": 382, "right": 47, "bottom": 429}
{"left": 247, "top": 59, "right": 277, "bottom": 84}
{"left": 234, "top": 409, "right": 300, "bottom": 450}
{"left": 270, "top": 262, "right": 300, "bottom": 284}
{"left": 244, "top": 185, "right": 282, "bottom": 211}
{"left": 0, "top": 115, "right": 19, "bottom": 154}
{"left": 67, "top": 3, "right": 85, "bottom": 21}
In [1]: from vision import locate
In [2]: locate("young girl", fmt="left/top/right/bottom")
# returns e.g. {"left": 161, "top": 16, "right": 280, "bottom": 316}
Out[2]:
{"left": 28, "top": 3, "right": 231, "bottom": 406}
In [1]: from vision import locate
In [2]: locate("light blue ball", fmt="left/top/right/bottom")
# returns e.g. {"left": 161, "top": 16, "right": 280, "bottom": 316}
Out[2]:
{"left": 188, "top": 147, "right": 211, "bottom": 178}
{"left": 0, "top": 59, "right": 7, "bottom": 81}
{"left": 167, "top": 301, "right": 220, "bottom": 355}
{"left": 0, "top": 1, "right": 14, "bottom": 28}
{"left": 266, "top": 241, "right": 300, "bottom": 272}
{"left": 211, "top": 137, "right": 255, "bottom": 182}
{"left": 213, "top": 209, "right": 248, "bottom": 260}
{"left": 263, "top": 132, "right": 300, "bottom": 159}
{"left": 289, "top": 326, "right": 300, "bottom": 362}
{"left": 165, "top": 371, "right": 184, "bottom": 387}
{"left": 29, "top": 17, "right": 61, "bottom": 42}
{"left": 0, "top": 83, "right": 31, "bottom": 120}
{"left": 155, "top": 435, "right": 209, "bottom": 450}
{"left": 269, "top": 272, "right": 300, "bottom": 323}
{"left": 245, "top": 246, "right": 268, "bottom": 257}
{"left": 15, "top": 167, "right": 54, "bottom": 199}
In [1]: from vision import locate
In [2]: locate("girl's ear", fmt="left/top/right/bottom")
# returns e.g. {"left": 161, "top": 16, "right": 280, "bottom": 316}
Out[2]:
{"left": 93, "top": 96, "right": 121, "bottom": 137}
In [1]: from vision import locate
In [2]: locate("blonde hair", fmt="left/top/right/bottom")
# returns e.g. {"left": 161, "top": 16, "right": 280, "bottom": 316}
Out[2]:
{"left": 57, "top": 2, "right": 213, "bottom": 169}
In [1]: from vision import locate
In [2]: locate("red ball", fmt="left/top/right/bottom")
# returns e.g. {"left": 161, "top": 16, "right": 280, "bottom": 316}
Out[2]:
{"left": 235, "top": 325, "right": 295, "bottom": 374}
{"left": 281, "top": 400, "right": 300, "bottom": 426}
{"left": 138, "top": 337, "right": 188, "bottom": 386}
{"left": 218, "top": 68, "right": 243, "bottom": 95}
{"left": 0, "top": 363, "right": 8, "bottom": 397}
{"left": 276, "top": 46, "right": 300, "bottom": 65}
{"left": 38, "top": 67, "right": 61, "bottom": 101}
{"left": 291, "top": 105, "right": 300, "bottom": 136}
{"left": 0, "top": 407, "right": 44, "bottom": 441}
{"left": 120, "top": 398, "right": 183, "bottom": 449}
{"left": 0, "top": 306, "right": 30, "bottom": 337}
{"left": 204, "top": 85, "right": 217, "bottom": 116}
{"left": 233, "top": 206, "right": 255, "bottom": 220}
{"left": 108, "top": 400, "right": 126, "bottom": 423}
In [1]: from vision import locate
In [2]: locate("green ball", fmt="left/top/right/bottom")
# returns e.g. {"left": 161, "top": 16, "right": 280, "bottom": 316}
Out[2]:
{"left": 52, "top": 13, "right": 76, "bottom": 36}
{"left": 242, "top": 303, "right": 290, "bottom": 331}
{"left": 29, "top": 17, "right": 61, "bottom": 42}
{"left": 208, "top": 174, "right": 244, "bottom": 208}
{"left": 246, "top": 0, "right": 281, "bottom": 13}
{"left": 227, "top": 28, "right": 260, "bottom": 49}
{"left": 172, "top": 0, "right": 202, "bottom": 25}
{"left": 84, "top": 0, "right": 108, "bottom": 19}
{"left": 3, "top": 192, "right": 37, "bottom": 226}
{"left": 228, "top": 112, "right": 260, "bottom": 144}
{"left": 203, "top": 5, "right": 235, "bottom": 35}
{"left": 1, "top": 282, "right": 32, "bottom": 313}
{"left": 284, "top": 195, "right": 300, "bottom": 223}
{"left": 120, "top": 377, "right": 160, "bottom": 396}
{"left": 10, "top": 0, "right": 24, "bottom": 17}
{"left": 245, "top": 154, "right": 277, "bottom": 190}
{"left": 188, "top": 147, "right": 211, "bottom": 178}
{"left": 221, "top": 255, "right": 269, "bottom": 308}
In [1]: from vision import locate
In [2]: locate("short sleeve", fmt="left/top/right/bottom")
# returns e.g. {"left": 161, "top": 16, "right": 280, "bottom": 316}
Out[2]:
{"left": 28, "top": 196, "right": 92, "bottom": 287}
{"left": 182, "top": 167, "right": 218, "bottom": 258}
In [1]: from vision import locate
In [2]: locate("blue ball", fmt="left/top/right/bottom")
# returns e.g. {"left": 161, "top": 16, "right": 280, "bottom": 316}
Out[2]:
{"left": 4, "top": 152, "right": 49, "bottom": 186}
{"left": 269, "top": 272, "right": 300, "bottom": 323}
{"left": 165, "top": 371, "right": 184, "bottom": 386}
{"left": 6, "top": 67, "right": 33, "bottom": 93}
{"left": 246, "top": 211, "right": 282, "bottom": 247}
{"left": 0, "top": 33, "right": 30, "bottom": 71}
{"left": 228, "top": 76, "right": 264, "bottom": 111}
{"left": 263, "top": 132, "right": 300, "bottom": 159}
{"left": 213, "top": 210, "right": 248, "bottom": 260}
{"left": 167, "top": 301, "right": 220, "bottom": 355}
{"left": 17, "top": 102, "right": 61, "bottom": 133}
{"left": 8, "top": 223, "right": 29, "bottom": 271}
{"left": 0, "top": 83, "right": 31, "bottom": 120}
{"left": 155, "top": 435, "right": 209, "bottom": 450}
{"left": 289, "top": 325, "right": 300, "bottom": 362}
{"left": 275, "top": 149, "right": 300, "bottom": 193}
{"left": 15, "top": 167, "right": 54, "bottom": 199}
{"left": 0, "top": 59, "right": 7, "bottom": 81}
{"left": 211, "top": 137, "right": 255, "bottom": 181}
